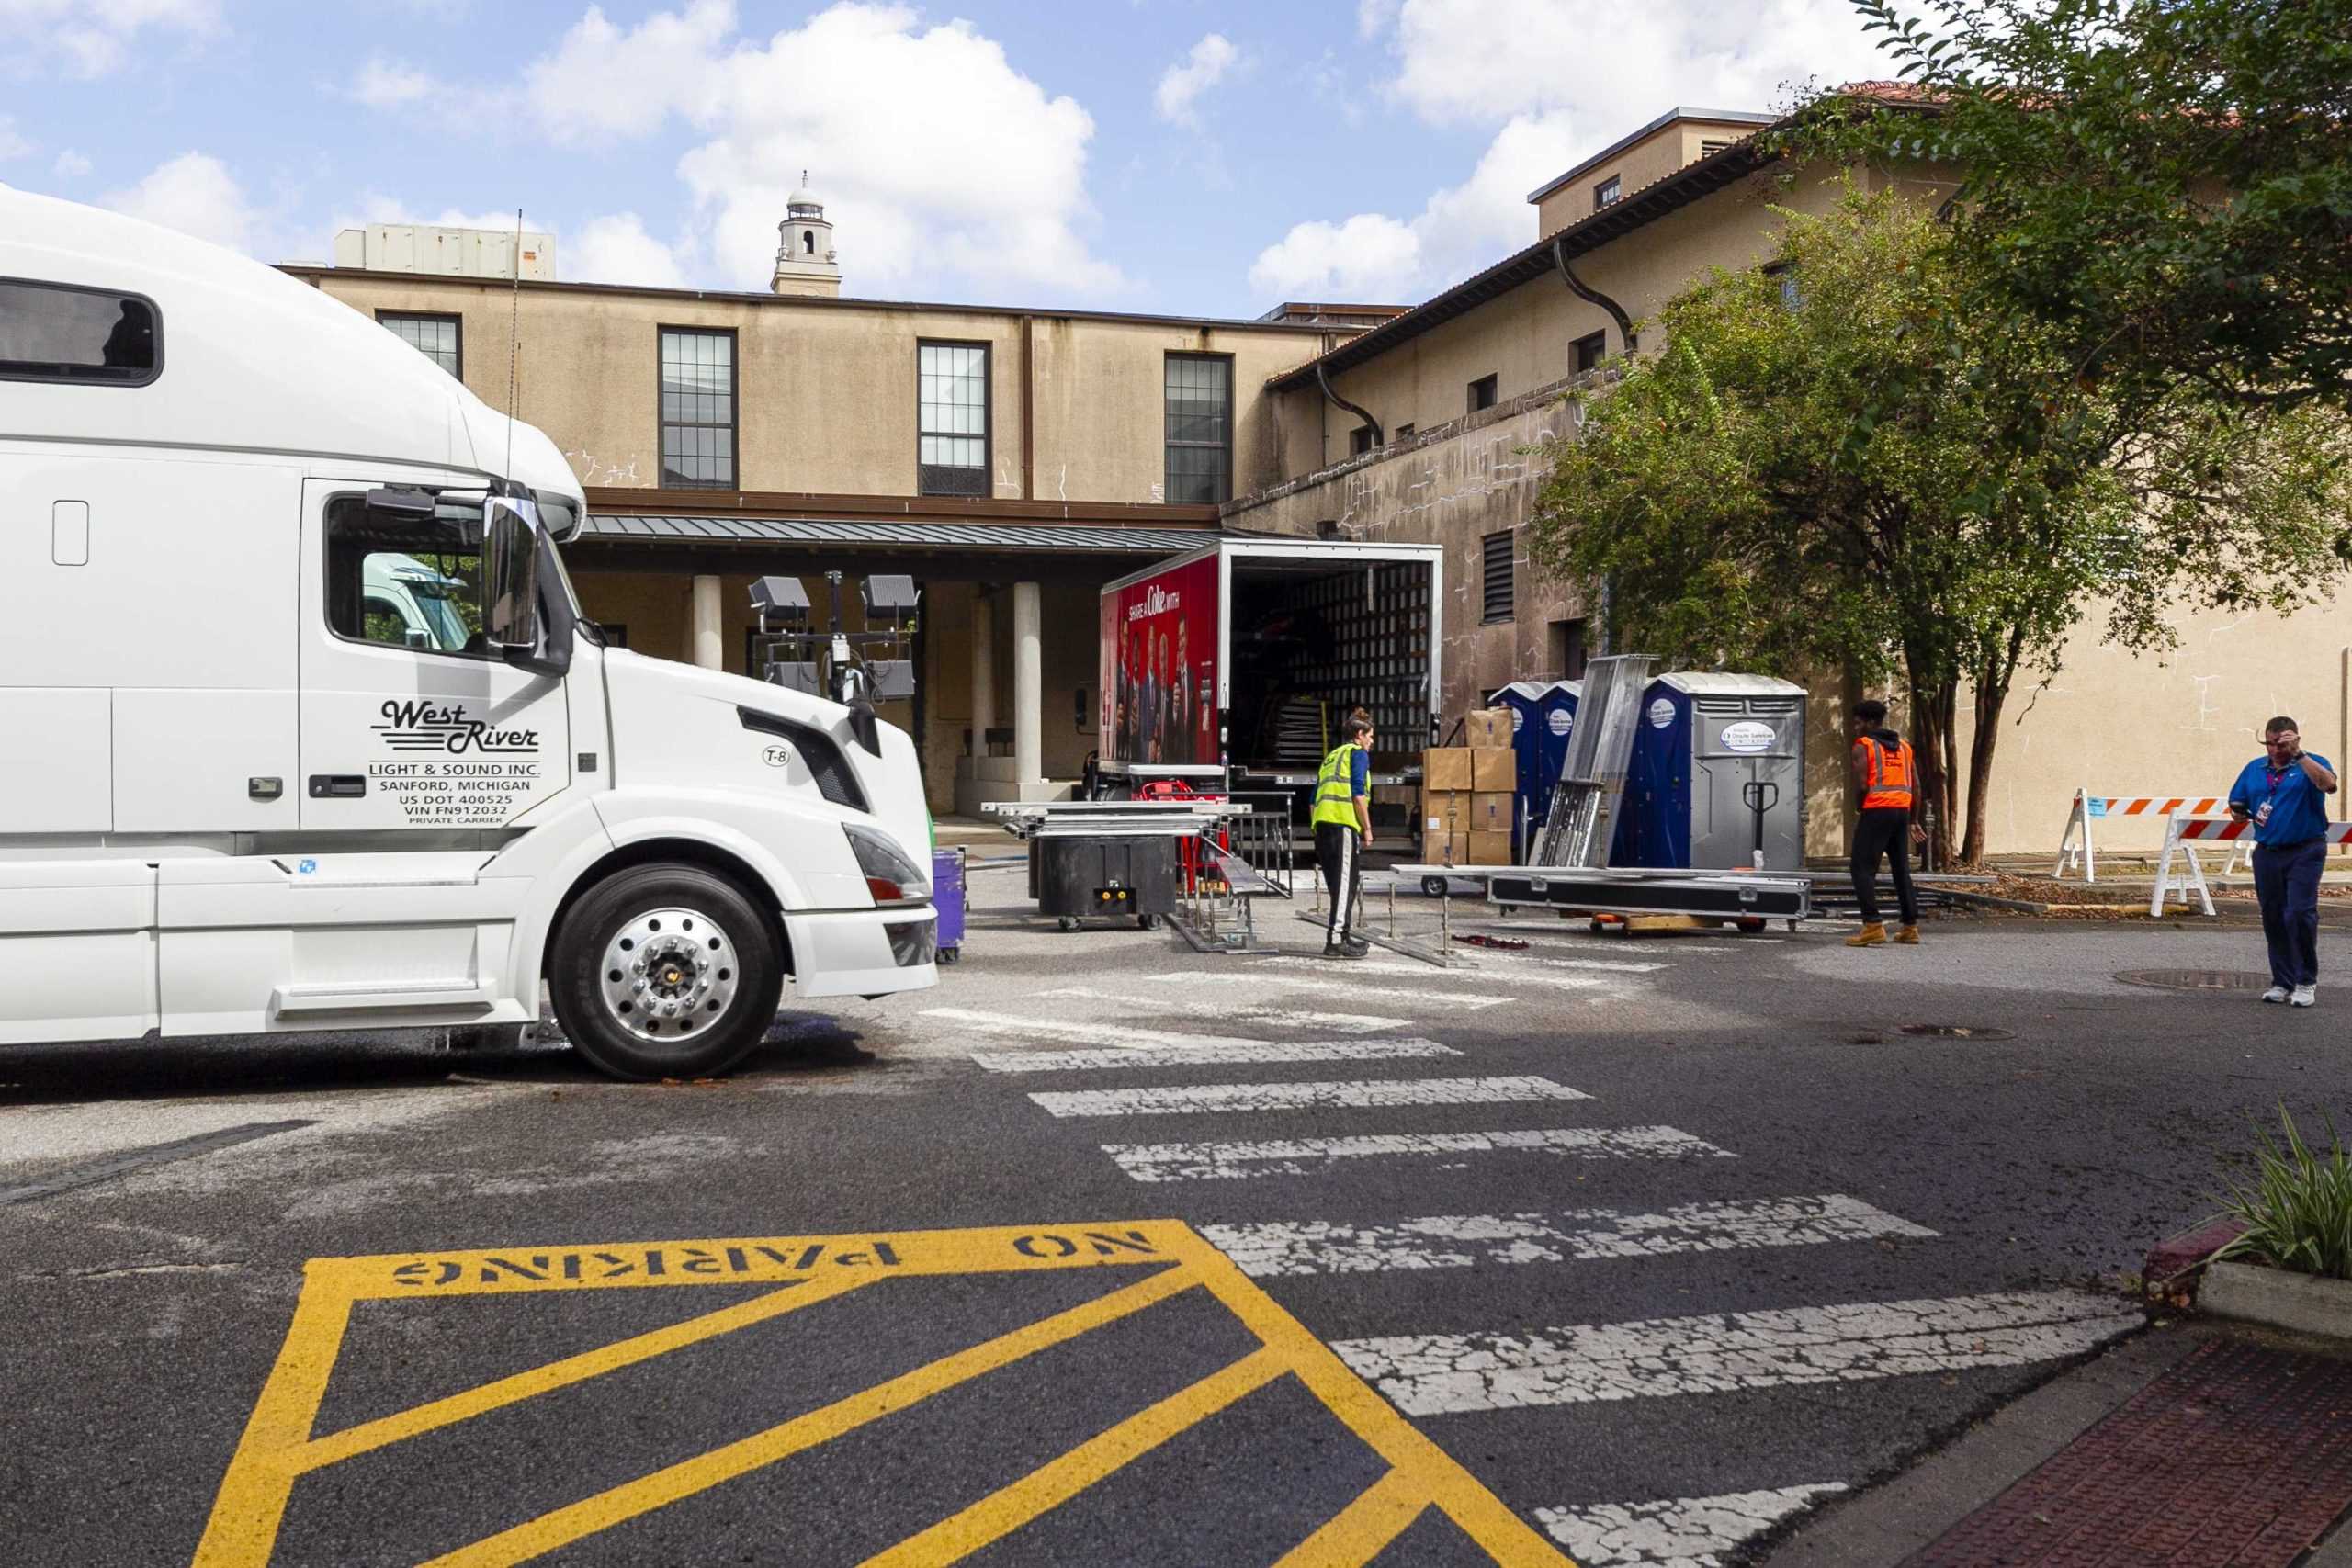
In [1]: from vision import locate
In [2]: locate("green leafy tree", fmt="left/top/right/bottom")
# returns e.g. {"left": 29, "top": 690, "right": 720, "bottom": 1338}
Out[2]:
{"left": 1799, "top": 0, "right": 2352, "bottom": 414}
{"left": 1529, "top": 186, "right": 2349, "bottom": 863}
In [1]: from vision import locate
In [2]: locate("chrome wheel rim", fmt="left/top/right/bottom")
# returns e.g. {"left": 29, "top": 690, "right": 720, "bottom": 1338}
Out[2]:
{"left": 597, "top": 906, "right": 739, "bottom": 1046}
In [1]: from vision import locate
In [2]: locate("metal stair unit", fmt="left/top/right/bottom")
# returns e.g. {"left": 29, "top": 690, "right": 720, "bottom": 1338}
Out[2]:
{"left": 1532, "top": 653, "right": 1656, "bottom": 868}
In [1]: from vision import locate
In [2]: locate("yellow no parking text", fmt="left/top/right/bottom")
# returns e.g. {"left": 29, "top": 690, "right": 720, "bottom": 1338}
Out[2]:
{"left": 195, "top": 1220, "right": 1572, "bottom": 1566}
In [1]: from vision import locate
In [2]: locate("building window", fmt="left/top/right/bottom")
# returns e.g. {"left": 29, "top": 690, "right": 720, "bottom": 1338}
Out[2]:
{"left": 1395, "top": 423, "right": 1415, "bottom": 440}
{"left": 1164, "top": 353, "right": 1232, "bottom": 504}
{"left": 1549, "top": 617, "right": 1588, "bottom": 680}
{"left": 1594, "top": 175, "right": 1622, "bottom": 209}
{"left": 379, "top": 311, "right": 461, "bottom": 378}
{"left": 0, "top": 279, "right": 160, "bottom": 386}
{"left": 1482, "top": 530, "right": 1514, "bottom": 624}
{"left": 1467, "top": 373, "right": 1498, "bottom": 413}
{"left": 659, "top": 327, "right": 736, "bottom": 489}
{"left": 918, "top": 340, "right": 989, "bottom": 498}
{"left": 1765, "top": 260, "right": 1803, "bottom": 310}
{"left": 1572, "top": 331, "right": 1607, "bottom": 375}
{"left": 1350, "top": 425, "right": 1375, "bottom": 457}
{"left": 1700, "top": 138, "right": 1735, "bottom": 157}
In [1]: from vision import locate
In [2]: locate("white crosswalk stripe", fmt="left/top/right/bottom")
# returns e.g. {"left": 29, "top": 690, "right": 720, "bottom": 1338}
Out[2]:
{"left": 970, "top": 1038, "right": 1458, "bottom": 1074}
{"left": 922, "top": 1007, "right": 1306, "bottom": 1053}
{"left": 1143, "top": 972, "right": 1517, "bottom": 1009}
{"left": 1264, "top": 956, "right": 1611, "bottom": 990}
{"left": 1032, "top": 987, "right": 1411, "bottom": 1034}
{"left": 1331, "top": 1289, "right": 2143, "bottom": 1416}
{"left": 1538, "top": 1484, "right": 1849, "bottom": 1567}
{"left": 1028, "top": 1074, "right": 1589, "bottom": 1119}
{"left": 1103, "top": 1124, "right": 1735, "bottom": 1182}
{"left": 1200, "top": 1194, "right": 1935, "bottom": 1277}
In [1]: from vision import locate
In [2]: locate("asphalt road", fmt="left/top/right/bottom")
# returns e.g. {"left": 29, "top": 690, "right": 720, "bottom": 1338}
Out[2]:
{"left": 2, "top": 869, "right": 2340, "bottom": 1567}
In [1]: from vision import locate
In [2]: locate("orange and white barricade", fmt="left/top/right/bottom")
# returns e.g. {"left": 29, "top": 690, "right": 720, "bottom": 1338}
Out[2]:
{"left": 2054, "top": 789, "right": 2230, "bottom": 882}
{"left": 2150, "top": 816, "right": 2352, "bottom": 917}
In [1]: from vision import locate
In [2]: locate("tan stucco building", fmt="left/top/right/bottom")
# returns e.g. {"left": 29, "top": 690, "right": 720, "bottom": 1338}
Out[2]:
{"left": 286, "top": 193, "right": 1399, "bottom": 816}
{"left": 288, "top": 121, "right": 2346, "bottom": 855}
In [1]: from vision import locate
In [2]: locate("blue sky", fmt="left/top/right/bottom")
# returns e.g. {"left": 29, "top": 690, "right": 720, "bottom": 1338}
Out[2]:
{"left": 2, "top": 1, "right": 1897, "bottom": 318}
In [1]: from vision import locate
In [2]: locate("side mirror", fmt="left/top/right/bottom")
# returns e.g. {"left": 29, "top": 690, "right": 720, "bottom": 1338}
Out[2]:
{"left": 481, "top": 495, "right": 542, "bottom": 651}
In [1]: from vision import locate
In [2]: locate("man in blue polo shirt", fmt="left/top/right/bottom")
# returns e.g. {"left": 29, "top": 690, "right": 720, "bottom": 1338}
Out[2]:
{"left": 2228, "top": 715, "right": 2339, "bottom": 1007}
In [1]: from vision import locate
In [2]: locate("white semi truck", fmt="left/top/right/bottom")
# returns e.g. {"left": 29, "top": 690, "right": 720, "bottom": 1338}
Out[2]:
{"left": 0, "top": 190, "right": 938, "bottom": 1079}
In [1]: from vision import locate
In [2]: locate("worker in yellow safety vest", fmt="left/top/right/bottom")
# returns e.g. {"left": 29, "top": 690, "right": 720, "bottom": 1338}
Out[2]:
{"left": 1311, "top": 715, "right": 1375, "bottom": 959}
{"left": 1847, "top": 698, "right": 1926, "bottom": 947}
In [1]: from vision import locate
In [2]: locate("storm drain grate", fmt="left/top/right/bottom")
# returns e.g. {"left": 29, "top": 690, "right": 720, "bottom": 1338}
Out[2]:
{"left": 1899, "top": 1024, "right": 2014, "bottom": 1041}
{"left": 2114, "top": 969, "right": 2273, "bottom": 993}
{"left": 1912, "top": 1338, "right": 2352, "bottom": 1567}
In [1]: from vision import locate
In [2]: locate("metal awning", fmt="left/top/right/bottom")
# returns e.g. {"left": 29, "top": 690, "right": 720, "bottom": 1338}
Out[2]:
{"left": 578, "top": 514, "right": 1218, "bottom": 553}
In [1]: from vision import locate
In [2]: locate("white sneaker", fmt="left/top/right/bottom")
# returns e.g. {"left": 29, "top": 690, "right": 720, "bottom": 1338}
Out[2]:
{"left": 2262, "top": 986, "right": 2290, "bottom": 1003}
{"left": 2291, "top": 984, "right": 2317, "bottom": 1008}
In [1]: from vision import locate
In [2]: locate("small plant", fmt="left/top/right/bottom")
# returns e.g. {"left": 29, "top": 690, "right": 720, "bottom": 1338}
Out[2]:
{"left": 2211, "top": 1107, "right": 2352, "bottom": 1281}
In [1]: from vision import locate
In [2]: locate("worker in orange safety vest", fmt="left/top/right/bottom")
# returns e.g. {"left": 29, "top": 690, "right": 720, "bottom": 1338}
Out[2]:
{"left": 1848, "top": 698, "right": 1926, "bottom": 947}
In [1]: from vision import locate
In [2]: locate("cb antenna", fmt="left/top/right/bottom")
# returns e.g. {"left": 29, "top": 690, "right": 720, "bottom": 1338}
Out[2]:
{"left": 503, "top": 206, "right": 523, "bottom": 483}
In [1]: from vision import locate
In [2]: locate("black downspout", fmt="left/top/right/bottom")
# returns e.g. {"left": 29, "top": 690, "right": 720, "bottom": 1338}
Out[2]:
{"left": 1554, "top": 235, "right": 1637, "bottom": 356}
{"left": 1315, "top": 361, "right": 1382, "bottom": 449}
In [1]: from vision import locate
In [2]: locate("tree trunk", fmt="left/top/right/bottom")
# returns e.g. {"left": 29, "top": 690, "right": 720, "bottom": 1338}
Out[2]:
{"left": 1904, "top": 673, "right": 1961, "bottom": 870}
{"left": 1961, "top": 652, "right": 2020, "bottom": 867}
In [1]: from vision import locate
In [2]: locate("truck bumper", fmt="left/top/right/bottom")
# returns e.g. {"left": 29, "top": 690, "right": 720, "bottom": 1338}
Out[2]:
{"left": 784, "top": 904, "right": 940, "bottom": 998}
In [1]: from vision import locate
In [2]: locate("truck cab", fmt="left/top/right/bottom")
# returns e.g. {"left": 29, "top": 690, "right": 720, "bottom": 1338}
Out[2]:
{"left": 0, "top": 190, "right": 937, "bottom": 1079}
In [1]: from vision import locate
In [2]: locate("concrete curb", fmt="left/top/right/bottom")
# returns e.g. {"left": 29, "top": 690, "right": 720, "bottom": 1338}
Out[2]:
{"left": 2200, "top": 1259, "right": 2352, "bottom": 1341}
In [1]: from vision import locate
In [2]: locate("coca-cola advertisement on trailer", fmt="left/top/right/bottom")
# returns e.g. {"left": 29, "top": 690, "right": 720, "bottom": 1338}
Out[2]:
{"left": 1100, "top": 554, "right": 1219, "bottom": 767}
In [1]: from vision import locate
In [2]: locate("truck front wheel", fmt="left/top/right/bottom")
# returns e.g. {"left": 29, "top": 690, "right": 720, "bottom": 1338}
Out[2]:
{"left": 549, "top": 863, "right": 785, "bottom": 1081}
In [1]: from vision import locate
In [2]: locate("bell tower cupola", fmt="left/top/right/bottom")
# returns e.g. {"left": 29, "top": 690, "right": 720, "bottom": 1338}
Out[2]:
{"left": 772, "top": 171, "right": 842, "bottom": 297}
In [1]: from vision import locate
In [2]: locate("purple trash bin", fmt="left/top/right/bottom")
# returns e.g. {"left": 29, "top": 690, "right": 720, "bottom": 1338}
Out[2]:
{"left": 931, "top": 847, "right": 966, "bottom": 963}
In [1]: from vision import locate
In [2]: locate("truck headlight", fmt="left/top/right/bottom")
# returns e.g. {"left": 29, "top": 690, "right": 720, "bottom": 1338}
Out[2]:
{"left": 845, "top": 824, "right": 930, "bottom": 907}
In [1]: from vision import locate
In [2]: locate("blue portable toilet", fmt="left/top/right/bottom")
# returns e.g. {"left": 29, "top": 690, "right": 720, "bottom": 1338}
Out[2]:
{"left": 1615, "top": 672, "right": 1807, "bottom": 871}
{"left": 1488, "top": 680, "right": 1579, "bottom": 855}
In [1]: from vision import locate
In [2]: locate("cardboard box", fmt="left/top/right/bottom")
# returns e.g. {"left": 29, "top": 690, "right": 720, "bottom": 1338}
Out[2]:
{"left": 1470, "top": 792, "right": 1515, "bottom": 834}
{"left": 1463, "top": 707, "right": 1512, "bottom": 749}
{"left": 1373, "top": 783, "right": 1420, "bottom": 808}
{"left": 1421, "top": 790, "right": 1469, "bottom": 836}
{"left": 1422, "top": 748, "right": 1473, "bottom": 793}
{"left": 1471, "top": 748, "right": 1514, "bottom": 792}
{"left": 1435, "top": 829, "right": 1512, "bottom": 866}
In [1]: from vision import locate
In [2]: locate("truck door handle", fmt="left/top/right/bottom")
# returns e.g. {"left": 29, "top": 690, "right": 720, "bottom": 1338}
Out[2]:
{"left": 308, "top": 775, "right": 367, "bottom": 798}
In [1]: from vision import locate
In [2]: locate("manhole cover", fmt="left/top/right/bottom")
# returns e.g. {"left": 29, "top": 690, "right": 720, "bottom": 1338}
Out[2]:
{"left": 1898, "top": 1024, "right": 2014, "bottom": 1040}
{"left": 2114, "top": 969, "right": 2272, "bottom": 993}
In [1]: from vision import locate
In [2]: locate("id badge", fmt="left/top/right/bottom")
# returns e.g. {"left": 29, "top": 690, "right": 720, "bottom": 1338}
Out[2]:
{"left": 2256, "top": 799, "right": 2275, "bottom": 828}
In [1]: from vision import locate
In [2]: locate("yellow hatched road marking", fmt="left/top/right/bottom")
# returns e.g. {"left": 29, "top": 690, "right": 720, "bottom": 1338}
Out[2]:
{"left": 301, "top": 1273, "right": 874, "bottom": 1470}
{"left": 419, "top": 1268, "right": 1197, "bottom": 1568}
{"left": 863, "top": 1347, "right": 1286, "bottom": 1567}
{"left": 1272, "top": 1470, "right": 1432, "bottom": 1567}
{"left": 197, "top": 1221, "right": 1574, "bottom": 1567}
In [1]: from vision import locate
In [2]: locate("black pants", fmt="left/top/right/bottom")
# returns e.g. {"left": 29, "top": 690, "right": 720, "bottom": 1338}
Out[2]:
{"left": 2252, "top": 837, "right": 2324, "bottom": 988}
{"left": 1316, "top": 822, "right": 1359, "bottom": 944}
{"left": 1851, "top": 807, "right": 1918, "bottom": 925}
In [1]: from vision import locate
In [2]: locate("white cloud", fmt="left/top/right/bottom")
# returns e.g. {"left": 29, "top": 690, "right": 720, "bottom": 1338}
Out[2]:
{"left": 0, "top": 0, "right": 220, "bottom": 78}
{"left": 1254, "top": 0, "right": 1889, "bottom": 306}
{"left": 0, "top": 116, "right": 30, "bottom": 160}
{"left": 1382, "top": 0, "right": 1886, "bottom": 130}
{"left": 1249, "top": 109, "right": 1576, "bottom": 302}
{"left": 522, "top": 1, "right": 1123, "bottom": 297}
{"left": 99, "top": 150, "right": 258, "bottom": 252}
{"left": 53, "top": 149, "right": 92, "bottom": 178}
{"left": 523, "top": 0, "right": 738, "bottom": 146}
{"left": 1154, "top": 32, "right": 1237, "bottom": 128}
{"left": 355, "top": 56, "right": 435, "bottom": 107}
{"left": 571, "top": 212, "right": 688, "bottom": 287}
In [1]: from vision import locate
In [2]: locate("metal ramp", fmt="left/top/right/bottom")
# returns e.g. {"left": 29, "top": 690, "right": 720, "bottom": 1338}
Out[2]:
{"left": 1532, "top": 653, "right": 1655, "bottom": 868}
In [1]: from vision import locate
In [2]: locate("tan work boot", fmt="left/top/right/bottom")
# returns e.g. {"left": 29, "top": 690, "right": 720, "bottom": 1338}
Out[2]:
{"left": 1894, "top": 923, "right": 1921, "bottom": 944}
{"left": 1847, "top": 923, "right": 1887, "bottom": 948}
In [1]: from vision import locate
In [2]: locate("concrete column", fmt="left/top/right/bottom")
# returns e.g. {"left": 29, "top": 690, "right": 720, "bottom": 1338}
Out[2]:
{"left": 690, "top": 575, "right": 724, "bottom": 671}
{"left": 1012, "top": 581, "right": 1042, "bottom": 784}
{"left": 970, "top": 591, "right": 995, "bottom": 760}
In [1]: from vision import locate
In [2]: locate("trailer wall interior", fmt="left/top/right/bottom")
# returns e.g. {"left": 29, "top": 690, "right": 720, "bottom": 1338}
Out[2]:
{"left": 1099, "top": 539, "right": 1442, "bottom": 778}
